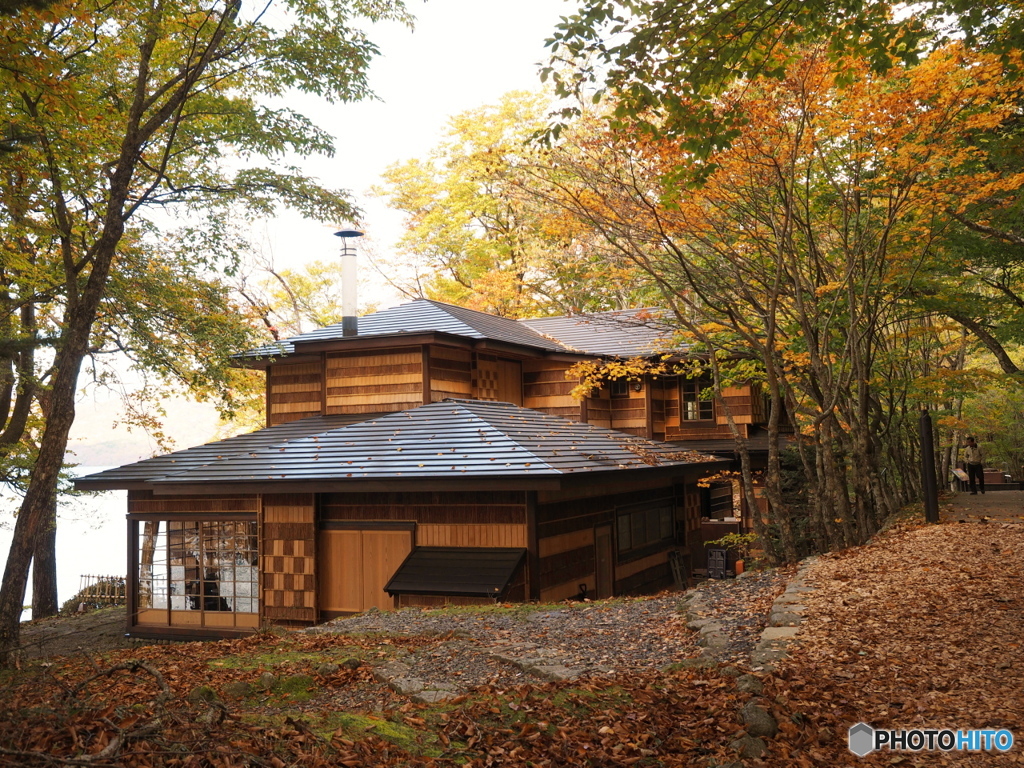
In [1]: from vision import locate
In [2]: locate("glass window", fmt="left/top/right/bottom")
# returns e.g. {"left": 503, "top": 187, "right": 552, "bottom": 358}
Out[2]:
{"left": 136, "top": 520, "right": 258, "bottom": 628}
{"left": 681, "top": 379, "right": 714, "bottom": 421}
{"left": 616, "top": 503, "right": 676, "bottom": 553}
{"left": 609, "top": 379, "right": 630, "bottom": 398}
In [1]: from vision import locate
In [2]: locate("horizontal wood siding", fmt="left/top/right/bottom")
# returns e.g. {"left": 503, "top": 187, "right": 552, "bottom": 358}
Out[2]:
{"left": 584, "top": 390, "right": 611, "bottom": 428}
{"left": 321, "top": 491, "right": 527, "bottom": 526}
{"left": 326, "top": 347, "right": 423, "bottom": 414}
{"left": 127, "top": 491, "right": 258, "bottom": 515}
{"left": 610, "top": 386, "right": 646, "bottom": 435}
{"left": 417, "top": 524, "right": 526, "bottom": 548}
{"left": 535, "top": 485, "right": 683, "bottom": 600}
{"left": 539, "top": 544, "right": 594, "bottom": 597}
{"left": 539, "top": 528, "right": 594, "bottom": 558}
{"left": 716, "top": 385, "right": 758, "bottom": 425}
{"left": 430, "top": 346, "right": 473, "bottom": 401}
{"left": 268, "top": 361, "right": 322, "bottom": 426}
{"left": 523, "top": 360, "right": 579, "bottom": 419}
{"left": 667, "top": 421, "right": 744, "bottom": 441}
{"left": 616, "top": 552, "right": 672, "bottom": 595}
{"left": 262, "top": 493, "right": 317, "bottom": 625}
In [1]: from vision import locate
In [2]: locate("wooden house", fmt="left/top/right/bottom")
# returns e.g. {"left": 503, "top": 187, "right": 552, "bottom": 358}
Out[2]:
{"left": 77, "top": 299, "right": 769, "bottom": 640}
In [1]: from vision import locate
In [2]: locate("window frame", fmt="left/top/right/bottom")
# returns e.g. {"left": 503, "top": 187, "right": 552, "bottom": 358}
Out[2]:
{"left": 132, "top": 516, "right": 259, "bottom": 631}
{"left": 680, "top": 378, "right": 714, "bottom": 421}
{"left": 615, "top": 500, "right": 677, "bottom": 558}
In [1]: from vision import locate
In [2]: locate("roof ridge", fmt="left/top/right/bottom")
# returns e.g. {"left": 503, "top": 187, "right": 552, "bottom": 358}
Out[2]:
{"left": 450, "top": 399, "right": 659, "bottom": 462}
{"left": 429, "top": 400, "right": 559, "bottom": 472}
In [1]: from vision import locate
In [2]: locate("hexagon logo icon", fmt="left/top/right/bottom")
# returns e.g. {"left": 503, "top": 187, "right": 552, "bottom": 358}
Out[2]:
{"left": 848, "top": 722, "right": 875, "bottom": 757}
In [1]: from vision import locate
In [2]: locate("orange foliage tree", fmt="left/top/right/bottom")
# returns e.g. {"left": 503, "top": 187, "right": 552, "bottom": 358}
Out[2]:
{"left": 525, "top": 45, "right": 1024, "bottom": 559}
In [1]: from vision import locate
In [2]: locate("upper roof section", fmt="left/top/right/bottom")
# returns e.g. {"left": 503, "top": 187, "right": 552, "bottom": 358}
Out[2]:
{"left": 237, "top": 299, "right": 568, "bottom": 360}
{"left": 521, "top": 308, "right": 678, "bottom": 357}
{"left": 76, "top": 399, "right": 721, "bottom": 492}
{"left": 235, "top": 300, "right": 683, "bottom": 362}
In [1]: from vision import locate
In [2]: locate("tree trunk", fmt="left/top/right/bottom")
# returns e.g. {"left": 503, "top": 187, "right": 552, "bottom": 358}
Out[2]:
{"left": 0, "top": 340, "right": 85, "bottom": 664}
{"left": 31, "top": 494, "right": 59, "bottom": 619}
{"left": 0, "top": 232, "right": 124, "bottom": 666}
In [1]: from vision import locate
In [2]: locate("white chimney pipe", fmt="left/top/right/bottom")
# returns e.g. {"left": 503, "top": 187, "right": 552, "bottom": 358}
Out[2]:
{"left": 334, "top": 230, "right": 363, "bottom": 337}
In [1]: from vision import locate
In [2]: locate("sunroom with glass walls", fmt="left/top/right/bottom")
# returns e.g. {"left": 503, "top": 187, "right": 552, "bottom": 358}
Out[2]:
{"left": 128, "top": 493, "right": 260, "bottom": 636}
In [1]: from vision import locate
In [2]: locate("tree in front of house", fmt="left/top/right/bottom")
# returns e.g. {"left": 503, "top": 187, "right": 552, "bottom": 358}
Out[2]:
{"left": 0, "top": 0, "right": 410, "bottom": 666}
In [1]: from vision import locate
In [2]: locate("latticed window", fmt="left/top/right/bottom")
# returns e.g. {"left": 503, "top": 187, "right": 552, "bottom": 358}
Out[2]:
{"left": 616, "top": 502, "right": 675, "bottom": 554}
{"left": 136, "top": 520, "right": 258, "bottom": 629}
{"left": 681, "top": 379, "right": 714, "bottom": 421}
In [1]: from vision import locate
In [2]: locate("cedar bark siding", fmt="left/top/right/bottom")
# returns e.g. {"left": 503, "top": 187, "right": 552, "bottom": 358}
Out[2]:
{"left": 326, "top": 347, "right": 424, "bottom": 414}
{"left": 523, "top": 360, "right": 579, "bottom": 419}
{"left": 429, "top": 346, "right": 473, "bottom": 401}
{"left": 267, "top": 360, "right": 323, "bottom": 426}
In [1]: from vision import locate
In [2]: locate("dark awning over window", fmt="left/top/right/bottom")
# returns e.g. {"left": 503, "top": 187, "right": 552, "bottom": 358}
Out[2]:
{"left": 385, "top": 547, "right": 526, "bottom": 598}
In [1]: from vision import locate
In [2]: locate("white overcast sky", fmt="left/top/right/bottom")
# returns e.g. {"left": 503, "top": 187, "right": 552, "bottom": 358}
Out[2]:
{"left": 256, "top": 0, "right": 572, "bottom": 304}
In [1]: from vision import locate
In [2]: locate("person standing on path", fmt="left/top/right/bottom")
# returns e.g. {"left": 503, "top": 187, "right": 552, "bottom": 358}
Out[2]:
{"left": 963, "top": 436, "right": 985, "bottom": 495}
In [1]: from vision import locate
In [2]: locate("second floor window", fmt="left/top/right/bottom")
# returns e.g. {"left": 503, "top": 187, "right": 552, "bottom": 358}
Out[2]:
{"left": 681, "top": 379, "right": 714, "bottom": 421}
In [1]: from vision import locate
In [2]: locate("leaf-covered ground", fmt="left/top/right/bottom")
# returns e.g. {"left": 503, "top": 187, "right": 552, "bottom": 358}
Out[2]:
{"left": 1, "top": 518, "right": 1021, "bottom": 766}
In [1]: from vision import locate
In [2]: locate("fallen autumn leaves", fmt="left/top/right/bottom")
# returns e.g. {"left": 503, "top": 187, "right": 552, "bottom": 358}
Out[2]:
{"left": 1, "top": 519, "right": 1021, "bottom": 766}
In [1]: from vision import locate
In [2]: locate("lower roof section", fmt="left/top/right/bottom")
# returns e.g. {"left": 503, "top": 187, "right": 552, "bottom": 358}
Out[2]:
{"left": 385, "top": 547, "right": 526, "bottom": 598}
{"left": 76, "top": 399, "right": 726, "bottom": 493}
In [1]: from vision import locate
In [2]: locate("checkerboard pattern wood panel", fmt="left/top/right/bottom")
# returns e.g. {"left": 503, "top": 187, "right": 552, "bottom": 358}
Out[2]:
{"left": 473, "top": 355, "right": 500, "bottom": 401}
{"left": 261, "top": 493, "right": 317, "bottom": 624}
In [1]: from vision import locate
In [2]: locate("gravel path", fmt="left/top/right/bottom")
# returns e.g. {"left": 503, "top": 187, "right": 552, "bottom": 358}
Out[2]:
{"left": 308, "top": 569, "right": 791, "bottom": 693}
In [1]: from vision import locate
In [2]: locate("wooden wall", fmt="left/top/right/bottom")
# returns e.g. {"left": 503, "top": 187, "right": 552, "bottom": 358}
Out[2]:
{"left": 472, "top": 353, "right": 522, "bottom": 405}
{"left": 584, "top": 389, "right": 611, "bottom": 429}
{"left": 538, "top": 527, "right": 595, "bottom": 602}
{"left": 717, "top": 385, "right": 761, "bottom": 425}
{"left": 261, "top": 493, "right": 317, "bottom": 625}
{"left": 326, "top": 346, "right": 424, "bottom": 415}
{"left": 430, "top": 346, "right": 473, "bottom": 401}
{"left": 523, "top": 360, "right": 579, "bottom": 420}
{"left": 649, "top": 377, "right": 668, "bottom": 440}
{"left": 321, "top": 491, "right": 527, "bottom": 549}
{"left": 684, "top": 481, "right": 705, "bottom": 572}
{"left": 665, "top": 380, "right": 764, "bottom": 440}
{"left": 610, "top": 385, "right": 647, "bottom": 436}
{"left": 535, "top": 484, "right": 684, "bottom": 602}
{"left": 267, "top": 359, "right": 322, "bottom": 426}
{"left": 127, "top": 491, "right": 258, "bottom": 515}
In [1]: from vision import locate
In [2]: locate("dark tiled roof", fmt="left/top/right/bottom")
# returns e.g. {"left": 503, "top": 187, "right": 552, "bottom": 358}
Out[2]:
{"left": 75, "top": 414, "right": 380, "bottom": 489}
{"left": 521, "top": 308, "right": 682, "bottom": 357}
{"left": 238, "top": 299, "right": 567, "bottom": 359}
{"left": 79, "top": 401, "right": 721, "bottom": 490}
{"left": 385, "top": 547, "right": 526, "bottom": 597}
{"left": 142, "top": 400, "right": 717, "bottom": 485}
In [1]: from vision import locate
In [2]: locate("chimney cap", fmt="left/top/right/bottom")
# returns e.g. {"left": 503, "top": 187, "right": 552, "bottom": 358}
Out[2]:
{"left": 334, "top": 229, "right": 364, "bottom": 238}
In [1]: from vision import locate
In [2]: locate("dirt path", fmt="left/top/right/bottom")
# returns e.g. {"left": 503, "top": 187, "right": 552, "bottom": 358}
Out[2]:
{"left": 17, "top": 607, "right": 145, "bottom": 661}
{"left": 781, "top": 517, "right": 1024, "bottom": 766}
